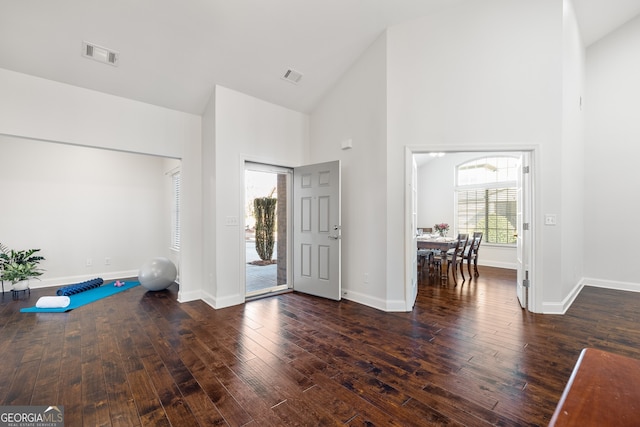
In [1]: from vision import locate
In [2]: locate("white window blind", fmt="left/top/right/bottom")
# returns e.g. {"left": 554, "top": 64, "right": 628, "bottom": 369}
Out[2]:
{"left": 171, "top": 171, "right": 181, "bottom": 251}
{"left": 456, "top": 156, "right": 518, "bottom": 245}
{"left": 457, "top": 187, "right": 517, "bottom": 244}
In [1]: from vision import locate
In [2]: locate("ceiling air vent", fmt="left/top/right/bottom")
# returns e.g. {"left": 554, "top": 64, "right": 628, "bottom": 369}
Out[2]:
{"left": 82, "top": 41, "right": 119, "bottom": 66}
{"left": 281, "top": 68, "right": 303, "bottom": 84}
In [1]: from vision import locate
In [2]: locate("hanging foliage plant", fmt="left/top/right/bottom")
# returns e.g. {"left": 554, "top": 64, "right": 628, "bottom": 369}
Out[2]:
{"left": 253, "top": 197, "right": 277, "bottom": 262}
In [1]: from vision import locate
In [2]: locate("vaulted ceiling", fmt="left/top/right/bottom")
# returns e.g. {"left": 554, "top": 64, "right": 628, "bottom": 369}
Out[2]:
{"left": 1, "top": 0, "right": 638, "bottom": 115}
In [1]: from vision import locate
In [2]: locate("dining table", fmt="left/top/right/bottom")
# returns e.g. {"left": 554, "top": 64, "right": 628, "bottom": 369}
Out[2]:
{"left": 417, "top": 235, "right": 458, "bottom": 279}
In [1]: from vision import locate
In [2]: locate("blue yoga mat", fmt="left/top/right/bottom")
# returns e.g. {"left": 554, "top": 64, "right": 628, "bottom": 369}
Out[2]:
{"left": 56, "top": 277, "right": 104, "bottom": 296}
{"left": 20, "top": 281, "right": 140, "bottom": 313}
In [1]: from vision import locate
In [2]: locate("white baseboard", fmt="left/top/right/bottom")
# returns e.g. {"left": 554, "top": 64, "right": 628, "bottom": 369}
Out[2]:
{"left": 177, "top": 288, "right": 202, "bottom": 303}
{"left": 15, "top": 270, "right": 139, "bottom": 290}
{"left": 199, "top": 290, "right": 244, "bottom": 309}
{"left": 480, "top": 260, "right": 517, "bottom": 270}
{"left": 541, "top": 279, "right": 584, "bottom": 314}
{"left": 341, "top": 289, "right": 408, "bottom": 312}
{"left": 539, "top": 278, "right": 640, "bottom": 315}
{"left": 583, "top": 277, "right": 640, "bottom": 293}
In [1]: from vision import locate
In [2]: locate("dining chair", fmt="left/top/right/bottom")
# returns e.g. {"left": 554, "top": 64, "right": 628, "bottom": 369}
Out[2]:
{"left": 417, "top": 248, "right": 433, "bottom": 272}
{"left": 445, "top": 233, "right": 469, "bottom": 281}
{"left": 465, "top": 232, "right": 483, "bottom": 278}
{"left": 418, "top": 246, "right": 442, "bottom": 277}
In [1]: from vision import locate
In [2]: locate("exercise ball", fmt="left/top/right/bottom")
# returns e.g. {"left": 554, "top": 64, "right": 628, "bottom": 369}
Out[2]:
{"left": 138, "top": 257, "right": 177, "bottom": 291}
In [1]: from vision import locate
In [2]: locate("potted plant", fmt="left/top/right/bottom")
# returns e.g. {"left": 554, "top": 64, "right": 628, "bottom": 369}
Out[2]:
{"left": 0, "top": 243, "right": 45, "bottom": 291}
{"left": 434, "top": 223, "right": 450, "bottom": 237}
{"left": 253, "top": 196, "right": 277, "bottom": 264}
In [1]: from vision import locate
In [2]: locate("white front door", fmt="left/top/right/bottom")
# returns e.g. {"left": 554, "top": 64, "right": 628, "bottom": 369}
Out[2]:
{"left": 293, "top": 161, "right": 341, "bottom": 300}
{"left": 516, "top": 153, "right": 531, "bottom": 309}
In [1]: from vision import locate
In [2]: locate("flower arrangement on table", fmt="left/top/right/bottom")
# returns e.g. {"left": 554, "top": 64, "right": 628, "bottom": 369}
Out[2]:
{"left": 434, "top": 223, "right": 449, "bottom": 237}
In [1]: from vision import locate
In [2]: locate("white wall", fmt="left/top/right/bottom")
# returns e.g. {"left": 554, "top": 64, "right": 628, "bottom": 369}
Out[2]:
{"left": 386, "top": 0, "right": 565, "bottom": 312}
{"left": 198, "top": 87, "right": 217, "bottom": 304}
{"left": 559, "top": 0, "right": 586, "bottom": 308}
{"left": 0, "top": 68, "right": 194, "bottom": 158}
{"left": 417, "top": 153, "right": 518, "bottom": 270}
{"left": 0, "top": 68, "right": 203, "bottom": 300}
{"left": 205, "top": 85, "right": 309, "bottom": 309}
{"left": 310, "top": 34, "right": 390, "bottom": 310}
{"left": 584, "top": 14, "right": 640, "bottom": 292}
{"left": 0, "top": 69, "right": 308, "bottom": 308}
{"left": 309, "top": 0, "right": 579, "bottom": 312}
{"left": 0, "top": 135, "right": 175, "bottom": 287}
{"left": 0, "top": 0, "right": 613, "bottom": 314}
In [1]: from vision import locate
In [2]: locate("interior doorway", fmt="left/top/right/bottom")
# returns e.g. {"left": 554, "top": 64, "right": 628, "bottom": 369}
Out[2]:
{"left": 407, "top": 148, "right": 534, "bottom": 311}
{"left": 244, "top": 162, "right": 292, "bottom": 298}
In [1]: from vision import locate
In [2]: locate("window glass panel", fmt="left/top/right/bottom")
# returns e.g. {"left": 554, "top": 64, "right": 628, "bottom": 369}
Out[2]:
{"left": 456, "top": 157, "right": 518, "bottom": 245}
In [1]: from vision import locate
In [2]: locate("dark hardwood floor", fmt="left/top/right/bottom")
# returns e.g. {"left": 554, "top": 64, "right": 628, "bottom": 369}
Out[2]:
{"left": 2, "top": 266, "right": 640, "bottom": 426}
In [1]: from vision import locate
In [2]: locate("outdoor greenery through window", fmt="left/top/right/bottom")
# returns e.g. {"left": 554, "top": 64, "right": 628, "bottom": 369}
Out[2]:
{"left": 456, "top": 156, "right": 518, "bottom": 245}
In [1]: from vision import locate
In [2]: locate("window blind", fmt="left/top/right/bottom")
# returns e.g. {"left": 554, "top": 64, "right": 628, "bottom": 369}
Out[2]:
{"left": 457, "top": 187, "right": 517, "bottom": 245}
{"left": 171, "top": 172, "right": 181, "bottom": 251}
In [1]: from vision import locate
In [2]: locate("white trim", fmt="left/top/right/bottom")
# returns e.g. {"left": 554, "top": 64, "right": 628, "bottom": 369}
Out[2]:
{"left": 199, "top": 290, "right": 245, "bottom": 309}
{"left": 241, "top": 156, "right": 294, "bottom": 300}
{"left": 342, "top": 289, "right": 407, "bottom": 312}
{"left": 536, "top": 277, "right": 638, "bottom": 315}
{"left": 177, "top": 289, "right": 201, "bottom": 303}
{"left": 24, "top": 270, "right": 139, "bottom": 290}
{"left": 541, "top": 280, "right": 584, "bottom": 314}
{"left": 584, "top": 278, "right": 640, "bottom": 293}
{"left": 405, "top": 143, "right": 539, "bottom": 312}
{"left": 245, "top": 161, "right": 292, "bottom": 174}
{"left": 246, "top": 284, "right": 289, "bottom": 298}
{"left": 479, "top": 260, "right": 518, "bottom": 270}
{"left": 164, "top": 165, "right": 181, "bottom": 176}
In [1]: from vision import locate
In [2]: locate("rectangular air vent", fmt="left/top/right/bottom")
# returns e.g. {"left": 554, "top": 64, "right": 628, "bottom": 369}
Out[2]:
{"left": 282, "top": 68, "right": 303, "bottom": 84}
{"left": 82, "top": 41, "right": 119, "bottom": 66}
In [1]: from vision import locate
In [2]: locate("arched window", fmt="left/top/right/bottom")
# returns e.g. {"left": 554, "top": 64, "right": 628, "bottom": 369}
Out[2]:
{"left": 456, "top": 156, "right": 518, "bottom": 245}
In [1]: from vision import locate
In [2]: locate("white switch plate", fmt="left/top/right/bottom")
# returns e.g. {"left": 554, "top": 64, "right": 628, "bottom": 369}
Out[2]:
{"left": 544, "top": 214, "right": 557, "bottom": 225}
{"left": 225, "top": 216, "right": 239, "bottom": 226}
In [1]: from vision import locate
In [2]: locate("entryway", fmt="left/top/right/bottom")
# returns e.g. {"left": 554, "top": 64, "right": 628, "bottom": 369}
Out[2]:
{"left": 406, "top": 147, "right": 534, "bottom": 311}
{"left": 244, "top": 162, "right": 292, "bottom": 298}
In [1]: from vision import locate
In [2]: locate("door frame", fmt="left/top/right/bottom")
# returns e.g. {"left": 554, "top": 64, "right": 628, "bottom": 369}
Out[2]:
{"left": 242, "top": 160, "right": 294, "bottom": 298}
{"left": 405, "top": 144, "right": 538, "bottom": 311}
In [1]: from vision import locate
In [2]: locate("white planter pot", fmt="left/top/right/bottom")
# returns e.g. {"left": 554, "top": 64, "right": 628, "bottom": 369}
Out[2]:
{"left": 12, "top": 280, "right": 29, "bottom": 291}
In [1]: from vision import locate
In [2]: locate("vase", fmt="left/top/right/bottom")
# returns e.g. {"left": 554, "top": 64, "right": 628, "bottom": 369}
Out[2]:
{"left": 12, "top": 280, "right": 29, "bottom": 291}
{"left": 439, "top": 230, "right": 446, "bottom": 237}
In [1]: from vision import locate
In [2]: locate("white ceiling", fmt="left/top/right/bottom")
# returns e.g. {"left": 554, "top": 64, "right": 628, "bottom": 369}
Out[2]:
{"left": 573, "top": 0, "right": 640, "bottom": 46}
{"left": 0, "top": 0, "right": 638, "bottom": 115}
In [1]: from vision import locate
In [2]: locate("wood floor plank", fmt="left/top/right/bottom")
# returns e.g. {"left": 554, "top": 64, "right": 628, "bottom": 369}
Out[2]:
{"left": 133, "top": 308, "right": 228, "bottom": 426}
{"left": 126, "top": 369, "right": 171, "bottom": 427}
{"left": 3, "top": 269, "right": 640, "bottom": 425}
{"left": 177, "top": 340, "right": 254, "bottom": 426}
{"left": 96, "top": 314, "right": 142, "bottom": 427}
